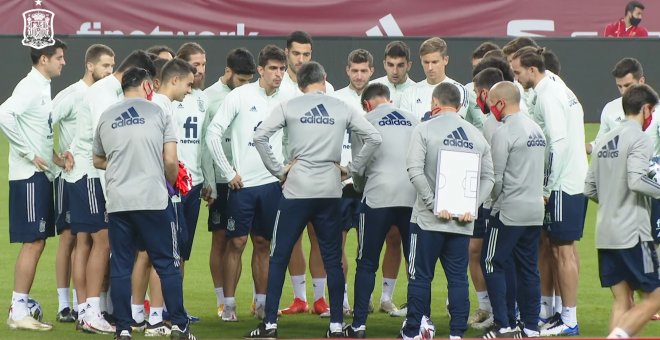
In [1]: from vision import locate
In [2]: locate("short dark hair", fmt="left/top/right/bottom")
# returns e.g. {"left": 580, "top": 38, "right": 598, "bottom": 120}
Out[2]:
{"left": 146, "top": 45, "right": 175, "bottom": 59}
{"left": 117, "top": 50, "right": 157, "bottom": 76}
{"left": 612, "top": 57, "right": 644, "bottom": 80}
{"left": 286, "top": 31, "right": 313, "bottom": 49}
{"left": 30, "top": 38, "right": 67, "bottom": 65}
{"left": 84, "top": 44, "right": 114, "bottom": 64}
{"left": 622, "top": 84, "right": 658, "bottom": 115}
{"left": 384, "top": 41, "right": 410, "bottom": 61}
{"left": 625, "top": 1, "right": 644, "bottom": 14}
{"left": 472, "top": 42, "right": 500, "bottom": 60}
{"left": 227, "top": 48, "right": 256, "bottom": 75}
{"left": 473, "top": 68, "right": 505, "bottom": 90}
{"left": 297, "top": 61, "right": 326, "bottom": 89}
{"left": 472, "top": 57, "right": 515, "bottom": 82}
{"left": 502, "top": 37, "right": 539, "bottom": 56}
{"left": 121, "top": 67, "right": 152, "bottom": 92}
{"left": 543, "top": 50, "right": 561, "bottom": 75}
{"left": 512, "top": 46, "right": 546, "bottom": 73}
{"left": 152, "top": 58, "right": 168, "bottom": 80}
{"left": 161, "top": 58, "right": 196, "bottom": 83}
{"left": 361, "top": 83, "right": 391, "bottom": 103}
{"left": 347, "top": 49, "right": 373, "bottom": 67}
{"left": 432, "top": 83, "right": 461, "bottom": 109}
{"left": 258, "top": 45, "right": 287, "bottom": 67}
{"left": 483, "top": 49, "right": 507, "bottom": 61}
{"left": 176, "top": 42, "right": 205, "bottom": 62}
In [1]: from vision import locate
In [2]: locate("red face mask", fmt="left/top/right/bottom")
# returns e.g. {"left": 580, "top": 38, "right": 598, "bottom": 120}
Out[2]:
{"left": 362, "top": 100, "right": 373, "bottom": 112}
{"left": 431, "top": 106, "right": 443, "bottom": 115}
{"left": 476, "top": 91, "right": 490, "bottom": 114}
{"left": 490, "top": 100, "right": 504, "bottom": 122}
{"left": 143, "top": 82, "right": 154, "bottom": 101}
{"left": 643, "top": 110, "right": 653, "bottom": 131}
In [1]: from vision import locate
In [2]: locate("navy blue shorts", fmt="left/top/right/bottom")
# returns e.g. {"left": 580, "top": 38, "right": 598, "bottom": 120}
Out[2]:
{"left": 650, "top": 198, "right": 660, "bottom": 244}
{"left": 341, "top": 197, "right": 361, "bottom": 231}
{"left": 178, "top": 184, "right": 202, "bottom": 261}
{"left": 8, "top": 172, "right": 55, "bottom": 243}
{"left": 598, "top": 240, "right": 660, "bottom": 292}
{"left": 208, "top": 183, "right": 230, "bottom": 232}
{"left": 543, "top": 191, "right": 587, "bottom": 242}
{"left": 67, "top": 176, "right": 108, "bottom": 234}
{"left": 358, "top": 203, "right": 412, "bottom": 262}
{"left": 226, "top": 181, "right": 282, "bottom": 240}
{"left": 54, "top": 175, "right": 71, "bottom": 234}
{"left": 472, "top": 205, "right": 491, "bottom": 239}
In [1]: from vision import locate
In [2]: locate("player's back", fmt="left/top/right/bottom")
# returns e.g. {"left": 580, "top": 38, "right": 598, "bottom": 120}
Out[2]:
{"left": 359, "top": 104, "right": 417, "bottom": 208}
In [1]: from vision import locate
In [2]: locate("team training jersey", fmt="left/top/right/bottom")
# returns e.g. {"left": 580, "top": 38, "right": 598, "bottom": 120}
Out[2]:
{"left": 407, "top": 111, "right": 494, "bottom": 235}
{"left": 66, "top": 75, "right": 123, "bottom": 183}
{"left": 53, "top": 80, "right": 88, "bottom": 154}
{"left": 522, "top": 70, "right": 565, "bottom": 114}
{"left": 585, "top": 120, "right": 660, "bottom": 249}
{"left": 253, "top": 91, "right": 381, "bottom": 199}
{"left": 481, "top": 114, "right": 502, "bottom": 209}
{"left": 204, "top": 79, "right": 233, "bottom": 188}
{"left": 281, "top": 71, "right": 334, "bottom": 96}
{"left": 371, "top": 75, "right": 416, "bottom": 107}
{"left": 352, "top": 103, "right": 417, "bottom": 208}
{"left": 532, "top": 74, "right": 588, "bottom": 197}
{"left": 206, "top": 82, "right": 293, "bottom": 187}
{"left": 592, "top": 97, "right": 625, "bottom": 150}
{"left": 399, "top": 77, "right": 484, "bottom": 129}
{"left": 331, "top": 85, "right": 365, "bottom": 167}
{"left": 490, "top": 113, "right": 546, "bottom": 226}
{"left": 466, "top": 81, "right": 530, "bottom": 115}
{"left": 93, "top": 98, "right": 177, "bottom": 213}
{"left": 0, "top": 67, "right": 57, "bottom": 181}
{"left": 172, "top": 89, "right": 208, "bottom": 186}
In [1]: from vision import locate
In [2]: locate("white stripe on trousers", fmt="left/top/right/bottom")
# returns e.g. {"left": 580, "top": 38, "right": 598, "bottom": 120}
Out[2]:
{"left": 26, "top": 183, "right": 35, "bottom": 222}
{"left": 357, "top": 213, "right": 365, "bottom": 260}
{"left": 57, "top": 178, "right": 64, "bottom": 214}
{"left": 408, "top": 233, "right": 417, "bottom": 280}
{"left": 171, "top": 221, "right": 181, "bottom": 268}
{"left": 642, "top": 241, "right": 654, "bottom": 274}
{"left": 270, "top": 210, "right": 281, "bottom": 257}
{"left": 484, "top": 227, "right": 499, "bottom": 274}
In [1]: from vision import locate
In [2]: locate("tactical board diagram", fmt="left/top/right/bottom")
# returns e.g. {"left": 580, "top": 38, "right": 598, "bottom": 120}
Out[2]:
{"left": 434, "top": 149, "right": 481, "bottom": 217}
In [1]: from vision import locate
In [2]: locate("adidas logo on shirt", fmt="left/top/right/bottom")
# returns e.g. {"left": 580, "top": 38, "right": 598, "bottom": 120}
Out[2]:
{"left": 111, "top": 107, "right": 145, "bottom": 129}
{"left": 416, "top": 98, "right": 422, "bottom": 104}
{"left": 249, "top": 106, "right": 257, "bottom": 112}
{"left": 379, "top": 111, "right": 412, "bottom": 126}
{"left": 300, "top": 104, "right": 335, "bottom": 125}
{"left": 443, "top": 127, "right": 473, "bottom": 149}
{"left": 597, "top": 135, "right": 619, "bottom": 158}
{"left": 178, "top": 103, "right": 184, "bottom": 109}
{"left": 527, "top": 131, "right": 546, "bottom": 147}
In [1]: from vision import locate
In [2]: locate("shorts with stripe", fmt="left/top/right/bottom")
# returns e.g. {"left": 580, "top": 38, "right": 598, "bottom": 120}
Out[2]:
{"left": 341, "top": 184, "right": 362, "bottom": 231}
{"left": 543, "top": 190, "right": 587, "bottom": 242}
{"left": 226, "top": 181, "right": 282, "bottom": 240}
{"left": 8, "top": 172, "right": 55, "bottom": 243}
{"left": 208, "top": 183, "right": 230, "bottom": 231}
{"left": 598, "top": 240, "right": 660, "bottom": 292}
{"left": 54, "top": 174, "right": 71, "bottom": 234}
{"left": 472, "top": 205, "right": 490, "bottom": 238}
{"left": 67, "top": 176, "right": 108, "bottom": 234}
{"left": 650, "top": 198, "right": 660, "bottom": 245}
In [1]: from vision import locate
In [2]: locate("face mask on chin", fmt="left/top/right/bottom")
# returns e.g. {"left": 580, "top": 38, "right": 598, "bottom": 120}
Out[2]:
{"left": 476, "top": 91, "right": 490, "bottom": 114}
{"left": 490, "top": 100, "right": 504, "bottom": 122}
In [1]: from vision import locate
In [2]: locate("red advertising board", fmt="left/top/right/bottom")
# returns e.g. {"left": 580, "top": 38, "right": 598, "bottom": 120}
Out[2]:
{"left": 2, "top": 0, "right": 659, "bottom": 38}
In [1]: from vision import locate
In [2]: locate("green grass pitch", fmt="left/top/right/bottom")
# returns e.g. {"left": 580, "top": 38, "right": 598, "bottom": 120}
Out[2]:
{"left": 0, "top": 123, "right": 658, "bottom": 339}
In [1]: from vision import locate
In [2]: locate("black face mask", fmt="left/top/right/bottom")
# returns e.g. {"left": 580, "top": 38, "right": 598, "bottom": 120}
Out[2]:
{"left": 630, "top": 17, "right": 642, "bottom": 26}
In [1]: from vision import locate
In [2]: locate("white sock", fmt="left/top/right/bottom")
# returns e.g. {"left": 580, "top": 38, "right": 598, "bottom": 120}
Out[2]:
{"left": 255, "top": 294, "right": 266, "bottom": 308}
{"left": 561, "top": 306, "right": 577, "bottom": 327}
{"left": 215, "top": 287, "right": 225, "bottom": 307}
{"left": 149, "top": 307, "right": 163, "bottom": 325}
{"left": 72, "top": 289, "right": 78, "bottom": 312}
{"left": 291, "top": 275, "right": 307, "bottom": 301}
{"left": 86, "top": 297, "right": 101, "bottom": 316}
{"left": 78, "top": 303, "right": 87, "bottom": 319}
{"left": 330, "top": 322, "right": 343, "bottom": 333}
{"left": 265, "top": 322, "right": 277, "bottom": 330}
{"left": 554, "top": 296, "right": 563, "bottom": 314}
{"left": 343, "top": 283, "right": 350, "bottom": 308}
{"left": 57, "top": 287, "right": 70, "bottom": 312}
{"left": 476, "top": 291, "right": 492, "bottom": 312}
{"left": 381, "top": 278, "right": 396, "bottom": 302}
{"left": 607, "top": 327, "right": 630, "bottom": 338}
{"left": 225, "top": 297, "right": 236, "bottom": 308}
{"left": 99, "top": 292, "right": 107, "bottom": 313}
{"left": 540, "top": 296, "right": 554, "bottom": 319}
{"left": 131, "top": 304, "right": 145, "bottom": 323}
{"left": 11, "top": 292, "right": 29, "bottom": 320}
{"left": 313, "top": 278, "right": 326, "bottom": 301}
{"left": 524, "top": 328, "right": 540, "bottom": 337}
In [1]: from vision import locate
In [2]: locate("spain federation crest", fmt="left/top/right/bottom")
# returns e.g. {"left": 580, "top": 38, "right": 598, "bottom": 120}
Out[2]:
{"left": 22, "top": 8, "right": 55, "bottom": 49}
